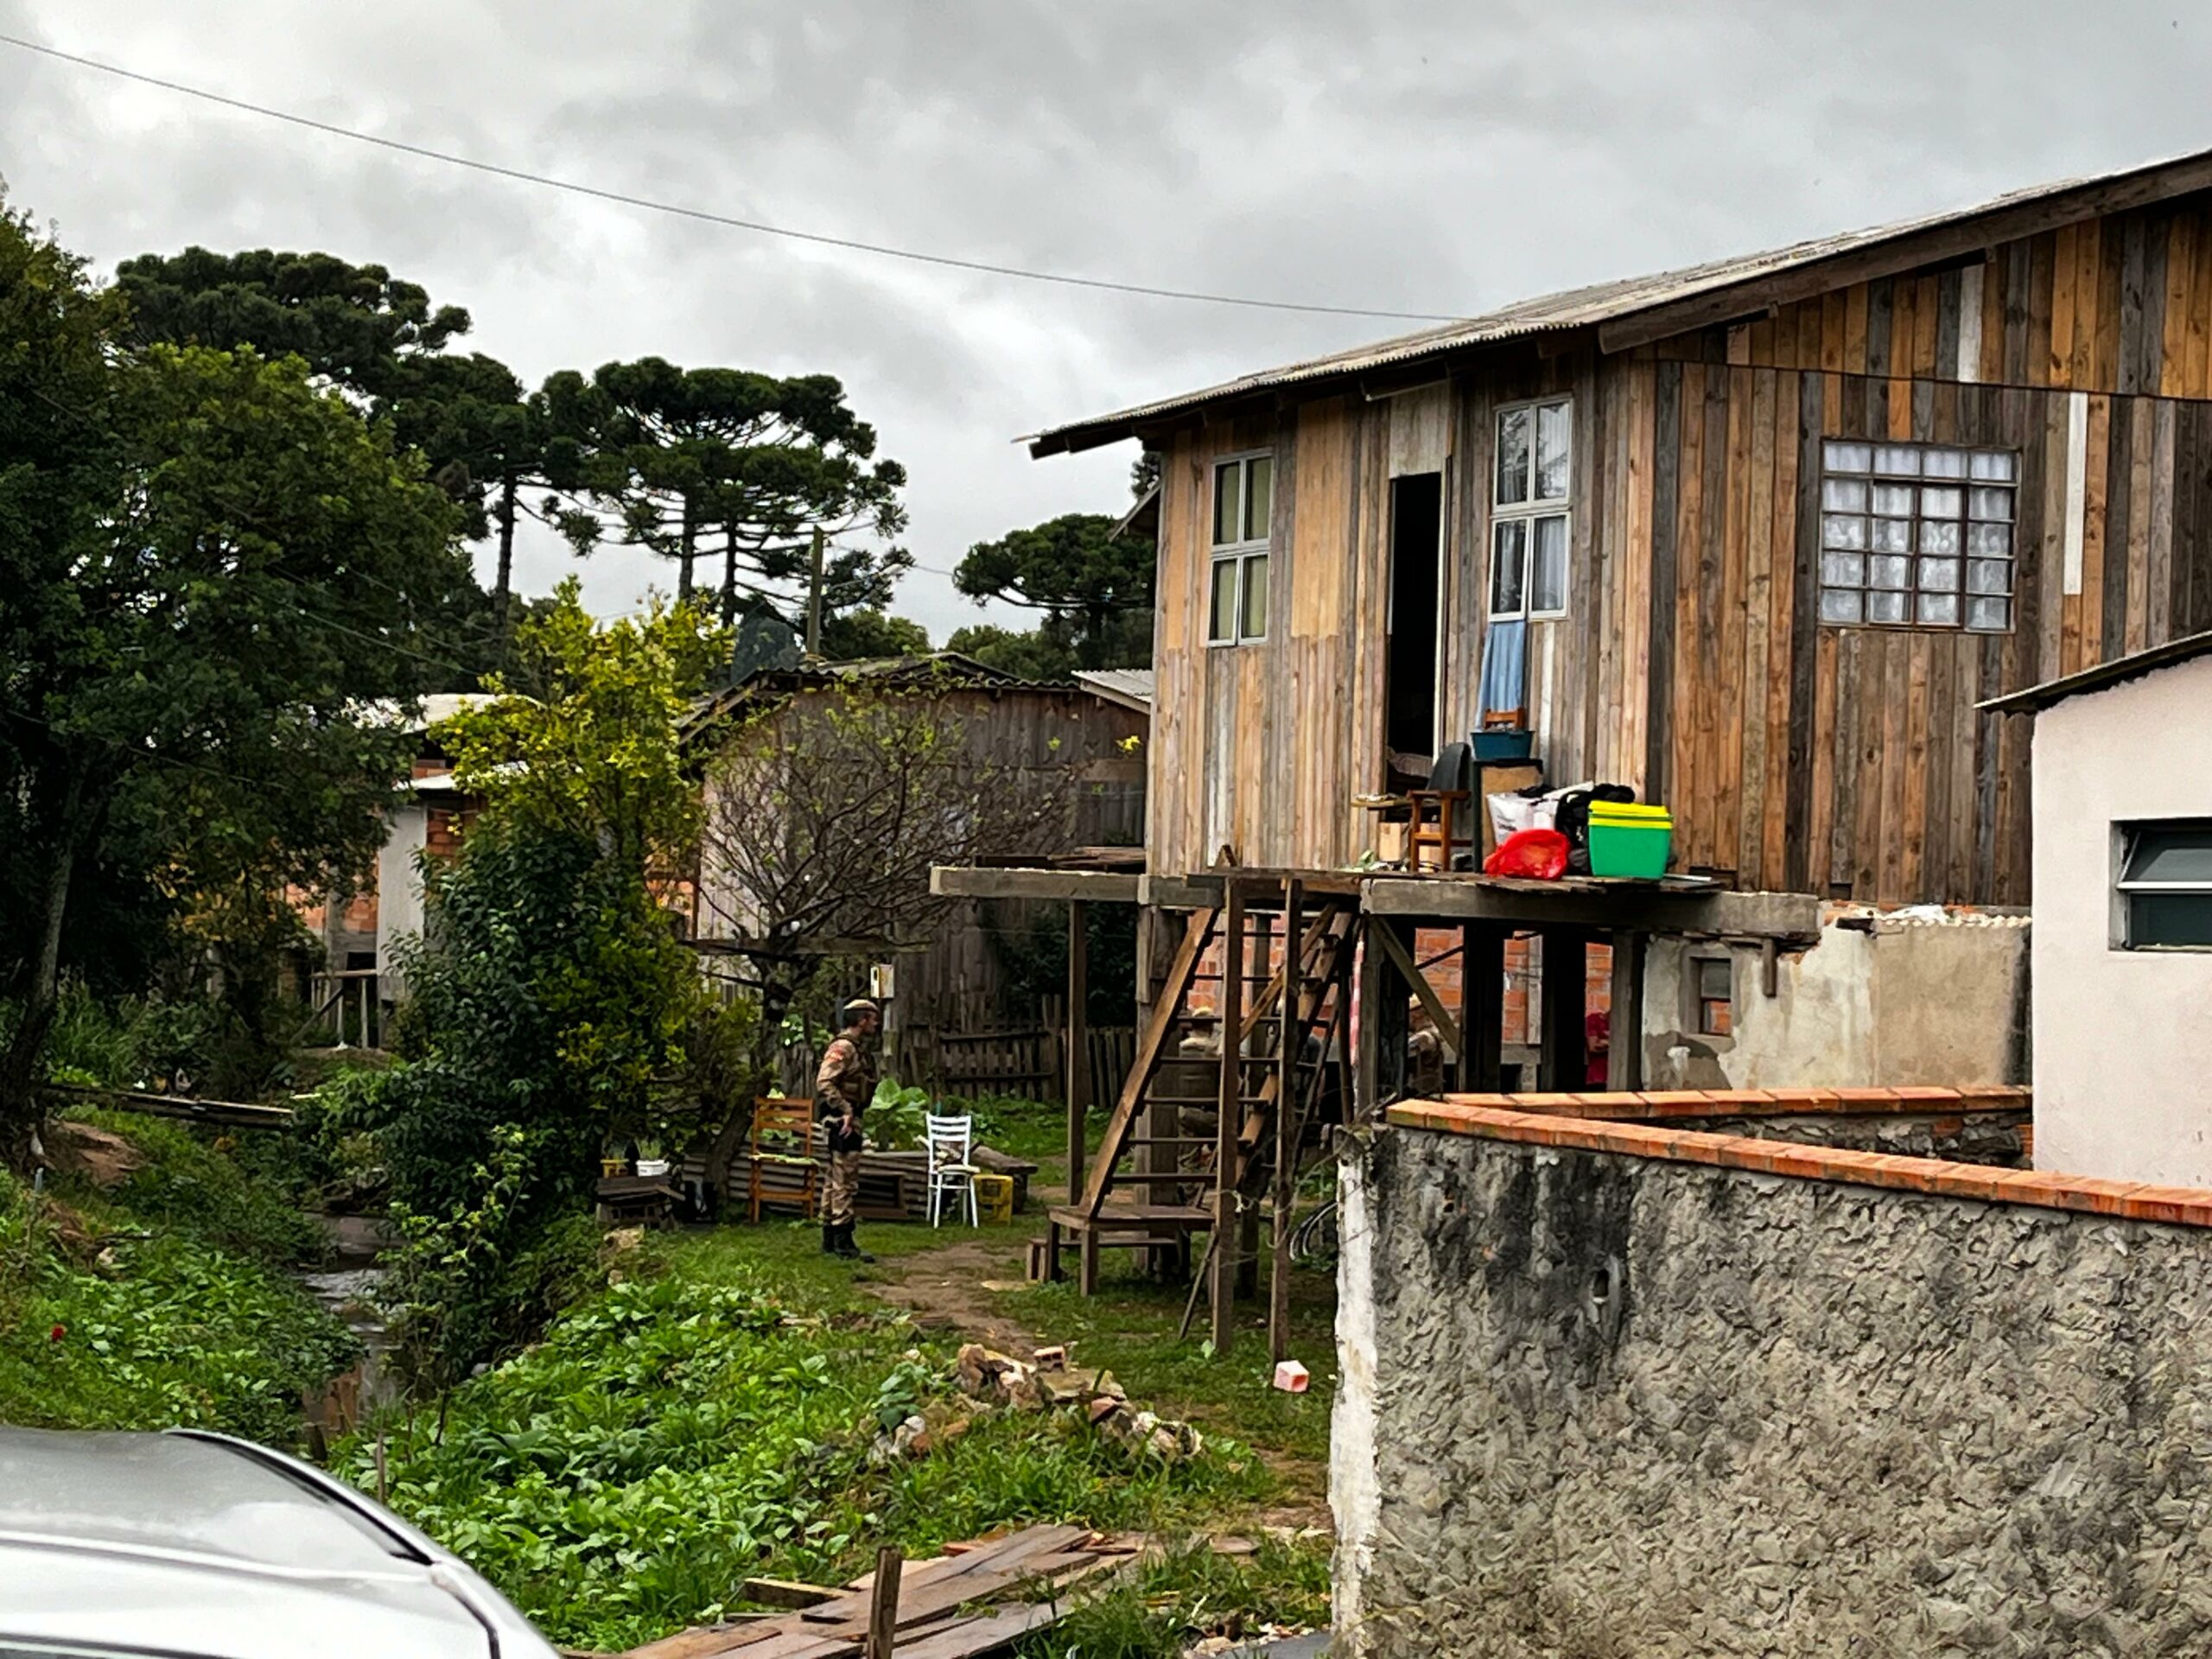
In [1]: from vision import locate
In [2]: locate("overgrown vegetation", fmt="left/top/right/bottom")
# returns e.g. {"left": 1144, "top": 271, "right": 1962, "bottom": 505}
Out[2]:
{"left": 0, "top": 1114, "right": 355, "bottom": 1441}
{"left": 346, "top": 1233, "right": 1305, "bottom": 1654}
{"left": 0, "top": 200, "right": 475, "bottom": 1163}
{"left": 691, "top": 669, "right": 1074, "bottom": 1187}
{"left": 310, "top": 588, "right": 728, "bottom": 1390}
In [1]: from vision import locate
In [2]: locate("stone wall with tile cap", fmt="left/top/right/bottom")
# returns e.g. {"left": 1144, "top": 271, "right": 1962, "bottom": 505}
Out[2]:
{"left": 1331, "top": 1101, "right": 2212, "bottom": 1658}
{"left": 1440, "top": 1086, "right": 2034, "bottom": 1165}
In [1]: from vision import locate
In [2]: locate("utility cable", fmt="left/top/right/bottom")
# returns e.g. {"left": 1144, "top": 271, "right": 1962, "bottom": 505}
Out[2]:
{"left": 0, "top": 32, "right": 1466, "bottom": 325}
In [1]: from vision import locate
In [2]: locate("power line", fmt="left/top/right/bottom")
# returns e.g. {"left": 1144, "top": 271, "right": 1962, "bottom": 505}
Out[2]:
{"left": 0, "top": 33, "right": 1466, "bottom": 326}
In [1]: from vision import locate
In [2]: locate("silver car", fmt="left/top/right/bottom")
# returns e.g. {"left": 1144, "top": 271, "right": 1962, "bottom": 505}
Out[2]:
{"left": 0, "top": 1427, "right": 558, "bottom": 1658}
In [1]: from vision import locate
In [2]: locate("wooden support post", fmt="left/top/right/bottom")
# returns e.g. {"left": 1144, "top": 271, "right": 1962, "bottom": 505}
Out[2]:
{"left": 1271, "top": 878, "right": 1300, "bottom": 1364}
{"left": 1211, "top": 879, "right": 1247, "bottom": 1355}
{"left": 1354, "top": 917, "right": 1384, "bottom": 1119}
{"left": 1066, "top": 899, "right": 1089, "bottom": 1206}
{"left": 1461, "top": 924, "right": 1506, "bottom": 1091}
{"left": 1136, "top": 902, "right": 1184, "bottom": 1277}
{"left": 1371, "top": 920, "right": 1460, "bottom": 1062}
{"left": 864, "top": 1545, "right": 901, "bottom": 1659}
{"left": 1078, "top": 1224, "right": 1099, "bottom": 1299}
{"left": 1537, "top": 930, "right": 1589, "bottom": 1091}
{"left": 1608, "top": 930, "right": 1647, "bottom": 1091}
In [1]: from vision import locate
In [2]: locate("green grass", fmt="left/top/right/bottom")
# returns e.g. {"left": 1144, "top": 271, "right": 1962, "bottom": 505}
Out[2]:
{"left": 0, "top": 1118, "right": 357, "bottom": 1442}
{"left": 1005, "top": 1264, "right": 1337, "bottom": 1471}
{"left": 1013, "top": 1536, "right": 1332, "bottom": 1659}
{"left": 347, "top": 1237, "right": 1290, "bottom": 1652}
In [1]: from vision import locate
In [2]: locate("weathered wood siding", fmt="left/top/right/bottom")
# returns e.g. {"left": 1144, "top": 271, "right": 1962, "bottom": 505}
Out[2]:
{"left": 1633, "top": 363, "right": 2212, "bottom": 903}
{"left": 1147, "top": 193, "right": 2212, "bottom": 904}
{"left": 1652, "top": 192, "right": 2212, "bottom": 399}
{"left": 697, "top": 683, "right": 1145, "bottom": 1029}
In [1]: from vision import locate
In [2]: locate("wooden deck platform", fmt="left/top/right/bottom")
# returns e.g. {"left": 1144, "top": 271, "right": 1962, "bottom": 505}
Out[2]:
{"left": 1045, "top": 1204, "right": 1214, "bottom": 1295}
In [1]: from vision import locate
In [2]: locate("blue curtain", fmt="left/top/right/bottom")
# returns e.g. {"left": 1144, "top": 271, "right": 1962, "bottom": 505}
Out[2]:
{"left": 1478, "top": 617, "right": 1528, "bottom": 723}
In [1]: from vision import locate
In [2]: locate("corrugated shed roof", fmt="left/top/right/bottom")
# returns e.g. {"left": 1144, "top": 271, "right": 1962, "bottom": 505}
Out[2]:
{"left": 683, "top": 652, "right": 1063, "bottom": 741}
{"left": 1072, "top": 667, "right": 1154, "bottom": 711}
{"left": 1028, "top": 146, "right": 2212, "bottom": 456}
{"left": 739, "top": 652, "right": 1034, "bottom": 691}
{"left": 1979, "top": 630, "right": 2212, "bottom": 715}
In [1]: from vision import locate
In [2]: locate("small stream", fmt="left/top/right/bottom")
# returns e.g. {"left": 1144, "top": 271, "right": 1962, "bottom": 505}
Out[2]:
{"left": 298, "top": 1213, "right": 401, "bottom": 1433}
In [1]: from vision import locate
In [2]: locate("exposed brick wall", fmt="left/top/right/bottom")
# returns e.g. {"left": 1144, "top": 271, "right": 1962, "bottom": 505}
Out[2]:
{"left": 423, "top": 801, "right": 474, "bottom": 861}
{"left": 1185, "top": 920, "right": 1613, "bottom": 1054}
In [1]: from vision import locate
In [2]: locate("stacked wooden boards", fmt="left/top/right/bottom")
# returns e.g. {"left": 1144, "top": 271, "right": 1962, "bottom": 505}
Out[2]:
{"left": 1142, "top": 187, "right": 2212, "bottom": 908}
{"left": 621, "top": 1525, "right": 1137, "bottom": 1659}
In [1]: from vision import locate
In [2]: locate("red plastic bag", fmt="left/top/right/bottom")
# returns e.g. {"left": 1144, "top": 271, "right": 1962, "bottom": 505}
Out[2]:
{"left": 1484, "top": 827, "right": 1569, "bottom": 880}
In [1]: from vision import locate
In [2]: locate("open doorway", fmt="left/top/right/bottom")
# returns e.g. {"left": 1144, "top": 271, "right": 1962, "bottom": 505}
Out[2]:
{"left": 1385, "top": 472, "right": 1445, "bottom": 769}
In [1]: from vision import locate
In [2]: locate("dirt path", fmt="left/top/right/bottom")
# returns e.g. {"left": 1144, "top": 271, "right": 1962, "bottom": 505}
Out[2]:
{"left": 866, "top": 1235, "right": 1041, "bottom": 1357}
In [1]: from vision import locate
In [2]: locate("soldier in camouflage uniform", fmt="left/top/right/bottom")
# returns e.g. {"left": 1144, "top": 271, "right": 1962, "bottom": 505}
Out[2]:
{"left": 814, "top": 999, "right": 880, "bottom": 1261}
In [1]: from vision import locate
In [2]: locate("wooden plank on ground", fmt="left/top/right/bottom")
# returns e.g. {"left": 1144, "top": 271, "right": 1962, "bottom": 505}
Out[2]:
{"left": 889, "top": 1605, "right": 1064, "bottom": 1659}
{"left": 745, "top": 1580, "right": 842, "bottom": 1611}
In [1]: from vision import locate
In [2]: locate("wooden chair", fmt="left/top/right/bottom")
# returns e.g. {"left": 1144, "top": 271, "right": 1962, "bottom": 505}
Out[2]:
{"left": 747, "top": 1096, "right": 822, "bottom": 1223}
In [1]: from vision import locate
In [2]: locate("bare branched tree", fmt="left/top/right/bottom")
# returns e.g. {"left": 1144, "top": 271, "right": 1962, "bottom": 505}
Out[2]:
{"left": 690, "top": 673, "right": 1070, "bottom": 1183}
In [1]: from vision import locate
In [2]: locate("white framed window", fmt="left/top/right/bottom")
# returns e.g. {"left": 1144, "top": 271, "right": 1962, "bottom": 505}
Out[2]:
{"left": 2114, "top": 820, "right": 2212, "bottom": 950}
{"left": 1817, "top": 440, "right": 2017, "bottom": 632}
{"left": 1208, "top": 451, "right": 1273, "bottom": 645}
{"left": 1490, "top": 397, "right": 1571, "bottom": 620}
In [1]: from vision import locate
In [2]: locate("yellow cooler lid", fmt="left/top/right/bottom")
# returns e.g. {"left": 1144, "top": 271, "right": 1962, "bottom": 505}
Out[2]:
{"left": 1591, "top": 802, "right": 1672, "bottom": 823}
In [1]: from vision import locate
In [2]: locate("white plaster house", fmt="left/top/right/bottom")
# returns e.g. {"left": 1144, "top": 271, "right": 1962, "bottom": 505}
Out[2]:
{"left": 1986, "top": 632, "right": 2212, "bottom": 1185}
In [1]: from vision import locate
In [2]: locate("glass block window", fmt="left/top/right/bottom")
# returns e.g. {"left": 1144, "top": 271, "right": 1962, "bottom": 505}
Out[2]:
{"left": 1208, "top": 452, "right": 1272, "bottom": 644}
{"left": 1816, "top": 441, "right": 2017, "bottom": 632}
{"left": 1491, "top": 397, "right": 1572, "bottom": 619}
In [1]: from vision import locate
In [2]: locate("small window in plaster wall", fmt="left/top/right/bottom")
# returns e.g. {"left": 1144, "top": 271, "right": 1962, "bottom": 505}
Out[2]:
{"left": 2116, "top": 820, "right": 2212, "bottom": 950}
{"left": 1694, "top": 956, "right": 1734, "bottom": 1036}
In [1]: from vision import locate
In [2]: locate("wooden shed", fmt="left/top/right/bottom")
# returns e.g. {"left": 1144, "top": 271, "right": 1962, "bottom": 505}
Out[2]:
{"left": 686, "top": 654, "right": 1147, "bottom": 1094}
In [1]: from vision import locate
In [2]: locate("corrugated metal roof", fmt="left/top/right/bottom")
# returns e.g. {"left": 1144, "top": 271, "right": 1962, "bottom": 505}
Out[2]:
{"left": 683, "top": 652, "right": 1061, "bottom": 741}
{"left": 1978, "top": 629, "right": 2212, "bottom": 715}
{"left": 1028, "top": 146, "right": 2212, "bottom": 456}
{"left": 1072, "top": 667, "right": 1155, "bottom": 711}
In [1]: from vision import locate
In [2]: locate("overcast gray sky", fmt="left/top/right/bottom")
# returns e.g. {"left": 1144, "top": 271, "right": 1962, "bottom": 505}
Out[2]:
{"left": 3, "top": 1, "right": 2209, "bottom": 641}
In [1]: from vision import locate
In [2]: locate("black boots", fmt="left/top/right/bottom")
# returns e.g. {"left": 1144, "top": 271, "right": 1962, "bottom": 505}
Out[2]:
{"left": 822, "top": 1222, "right": 840, "bottom": 1255}
{"left": 821, "top": 1220, "right": 875, "bottom": 1263}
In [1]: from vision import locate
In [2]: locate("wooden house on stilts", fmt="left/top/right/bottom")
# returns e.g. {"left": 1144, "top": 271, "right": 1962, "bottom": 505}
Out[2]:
{"left": 939, "top": 148, "right": 2212, "bottom": 1352}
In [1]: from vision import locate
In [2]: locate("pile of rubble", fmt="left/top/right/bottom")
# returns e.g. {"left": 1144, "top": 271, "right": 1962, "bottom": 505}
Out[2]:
{"left": 864, "top": 1341, "right": 1206, "bottom": 1465}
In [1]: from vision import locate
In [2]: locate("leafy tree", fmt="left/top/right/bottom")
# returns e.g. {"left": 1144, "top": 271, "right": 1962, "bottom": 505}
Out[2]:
{"left": 952, "top": 511, "right": 1154, "bottom": 672}
{"left": 438, "top": 579, "right": 724, "bottom": 873}
{"left": 690, "top": 672, "right": 1069, "bottom": 1184}
{"left": 116, "top": 247, "right": 552, "bottom": 645}
{"left": 537, "top": 358, "right": 910, "bottom": 635}
{"left": 114, "top": 247, "right": 469, "bottom": 396}
{"left": 0, "top": 205, "right": 473, "bottom": 1166}
{"left": 821, "top": 607, "right": 930, "bottom": 661}
{"left": 350, "top": 587, "right": 729, "bottom": 1385}
{"left": 943, "top": 621, "right": 1073, "bottom": 681}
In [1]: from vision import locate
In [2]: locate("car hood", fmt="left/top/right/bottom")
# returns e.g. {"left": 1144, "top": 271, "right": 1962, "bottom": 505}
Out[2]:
{"left": 0, "top": 1428, "right": 556, "bottom": 1659}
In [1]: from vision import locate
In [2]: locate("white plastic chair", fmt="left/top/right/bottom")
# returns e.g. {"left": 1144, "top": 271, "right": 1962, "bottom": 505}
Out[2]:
{"left": 925, "top": 1113, "right": 980, "bottom": 1228}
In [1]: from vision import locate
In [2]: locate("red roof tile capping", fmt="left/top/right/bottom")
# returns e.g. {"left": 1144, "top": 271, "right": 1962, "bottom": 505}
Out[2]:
{"left": 1437, "top": 1086, "right": 2031, "bottom": 1120}
{"left": 1389, "top": 1098, "right": 2212, "bottom": 1229}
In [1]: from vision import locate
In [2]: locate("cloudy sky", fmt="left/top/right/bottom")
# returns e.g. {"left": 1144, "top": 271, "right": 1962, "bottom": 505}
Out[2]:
{"left": 3, "top": 1, "right": 2209, "bottom": 641}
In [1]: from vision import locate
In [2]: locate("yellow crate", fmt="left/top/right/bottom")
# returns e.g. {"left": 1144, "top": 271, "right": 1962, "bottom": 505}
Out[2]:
{"left": 970, "top": 1173, "right": 1016, "bottom": 1224}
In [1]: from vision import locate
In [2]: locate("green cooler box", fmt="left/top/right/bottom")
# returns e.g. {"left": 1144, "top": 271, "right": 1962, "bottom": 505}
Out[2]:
{"left": 1588, "top": 802, "right": 1674, "bottom": 879}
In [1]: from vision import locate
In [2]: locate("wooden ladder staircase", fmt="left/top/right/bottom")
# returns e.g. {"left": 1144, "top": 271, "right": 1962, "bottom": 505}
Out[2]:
{"left": 1046, "top": 887, "right": 1358, "bottom": 1338}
